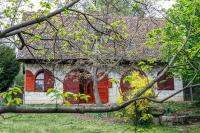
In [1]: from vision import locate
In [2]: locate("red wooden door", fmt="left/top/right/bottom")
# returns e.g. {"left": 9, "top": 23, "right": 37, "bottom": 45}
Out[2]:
{"left": 84, "top": 80, "right": 94, "bottom": 103}
{"left": 63, "top": 71, "right": 112, "bottom": 104}
{"left": 63, "top": 71, "right": 80, "bottom": 104}
{"left": 63, "top": 70, "right": 95, "bottom": 104}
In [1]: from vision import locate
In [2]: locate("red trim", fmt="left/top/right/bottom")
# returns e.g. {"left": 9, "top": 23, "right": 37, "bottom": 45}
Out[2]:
{"left": 157, "top": 71, "right": 174, "bottom": 90}
{"left": 35, "top": 70, "right": 45, "bottom": 92}
{"left": 97, "top": 72, "right": 110, "bottom": 103}
{"left": 35, "top": 69, "right": 45, "bottom": 77}
{"left": 25, "top": 70, "right": 35, "bottom": 92}
{"left": 34, "top": 69, "right": 55, "bottom": 92}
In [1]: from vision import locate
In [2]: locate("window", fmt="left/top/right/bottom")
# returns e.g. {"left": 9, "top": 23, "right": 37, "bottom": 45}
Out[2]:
{"left": 157, "top": 71, "right": 174, "bottom": 90}
{"left": 35, "top": 70, "right": 55, "bottom": 92}
{"left": 35, "top": 71, "right": 45, "bottom": 91}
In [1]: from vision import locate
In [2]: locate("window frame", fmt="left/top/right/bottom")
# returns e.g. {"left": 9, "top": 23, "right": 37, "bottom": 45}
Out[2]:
{"left": 35, "top": 70, "right": 45, "bottom": 92}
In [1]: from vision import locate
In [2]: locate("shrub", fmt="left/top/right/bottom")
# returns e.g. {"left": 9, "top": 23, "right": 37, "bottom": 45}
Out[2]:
{"left": 115, "top": 71, "right": 155, "bottom": 124}
{"left": 192, "top": 88, "right": 200, "bottom": 107}
{"left": 14, "top": 71, "right": 24, "bottom": 87}
{"left": 0, "top": 45, "right": 20, "bottom": 92}
{"left": 0, "top": 87, "right": 22, "bottom": 106}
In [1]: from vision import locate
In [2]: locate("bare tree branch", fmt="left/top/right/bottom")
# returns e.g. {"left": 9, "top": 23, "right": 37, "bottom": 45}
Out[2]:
{"left": 0, "top": 0, "right": 80, "bottom": 38}
{"left": 17, "top": 33, "right": 26, "bottom": 50}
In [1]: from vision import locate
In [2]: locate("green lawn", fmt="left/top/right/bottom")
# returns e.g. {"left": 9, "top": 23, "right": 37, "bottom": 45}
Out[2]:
{"left": 152, "top": 101, "right": 200, "bottom": 116}
{"left": 0, "top": 113, "right": 200, "bottom": 133}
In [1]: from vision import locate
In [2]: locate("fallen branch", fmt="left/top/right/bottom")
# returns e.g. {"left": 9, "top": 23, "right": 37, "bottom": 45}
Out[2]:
{"left": 0, "top": 84, "right": 199, "bottom": 114}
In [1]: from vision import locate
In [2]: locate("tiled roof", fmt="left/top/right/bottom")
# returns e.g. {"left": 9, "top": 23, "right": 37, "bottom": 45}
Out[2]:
{"left": 16, "top": 13, "right": 164, "bottom": 62}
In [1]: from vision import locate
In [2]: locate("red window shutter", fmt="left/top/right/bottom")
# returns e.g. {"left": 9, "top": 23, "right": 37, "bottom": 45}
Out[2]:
{"left": 157, "top": 72, "right": 174, "bottom": 90}
{"left": 25, "top": 70, "right": 35, "bottom": 92}
{"left": 98, "top": 75, "right": 109, "bottom": 104}
{"left": 98, "top": 87, "right": 108, "bottom": 104}
{"left": 98, "top": 80, "right": 109, "bottom": 89}
{"left": 166, "top": 76, "right": 174, "bottom": 90}
{"left": 157, "top": 73, "right": 167, "bottom": 90}
{"left": 44, "top": 71, "right": 55, "bottom": 92}
{"left": 84, "top": 80, "right": 94, "bottom": 103}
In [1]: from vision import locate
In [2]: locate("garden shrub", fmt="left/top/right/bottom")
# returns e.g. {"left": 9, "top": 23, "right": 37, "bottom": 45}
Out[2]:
{"left": 115, "top": 71, "right": 155, "bottom": 124}
{"left": 14, "top": 71, "right": 24, "bottom": 88}
{"left": 192, "top": 88, "right": 200, "bottom": 107}
{"left": 0, "top": 87, "right": 22, "bottom": 106}
{"left": 0, "top": 45, "right": 20, "bottom": 92}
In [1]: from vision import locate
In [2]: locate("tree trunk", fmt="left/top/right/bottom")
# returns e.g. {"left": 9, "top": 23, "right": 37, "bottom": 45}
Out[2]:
{"left": 92, "top": 66, "right": 102, "bottom": 105}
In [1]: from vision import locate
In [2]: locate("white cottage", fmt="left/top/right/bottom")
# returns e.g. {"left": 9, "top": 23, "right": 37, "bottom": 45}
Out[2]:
{"left": 16, "top": 16, "right": 184, "bottom": 104}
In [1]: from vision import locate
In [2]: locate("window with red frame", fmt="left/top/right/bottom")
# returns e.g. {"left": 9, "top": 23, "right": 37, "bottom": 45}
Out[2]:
{"left": 35, "top": 71, "right": 45, "bottom": 91}
{"left": 157, "top": 71, "right": 174, "bottom": 90}
{"left": 35, "top": 70, "right": 54, "bottom": 92}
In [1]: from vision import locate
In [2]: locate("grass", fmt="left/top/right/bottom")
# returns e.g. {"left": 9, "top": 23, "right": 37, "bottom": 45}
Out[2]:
{"left": 0, "top": 113, "right": 200, "bottom": 133}
{"left": 0, "top": 102, "right": 200, "bottom": 133}
{"left": 152, "top": 101, "right": 200, "bottom": 116}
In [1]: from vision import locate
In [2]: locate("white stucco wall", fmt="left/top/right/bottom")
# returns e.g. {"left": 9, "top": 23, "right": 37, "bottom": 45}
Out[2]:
{"left": 155, "top": 77, "right": 184, "bottom": 101}
{"left": 108, "top": 71, "right": 121, "bottom": 104}
{"left": 24, "top": 64, "right": 65, "bottom": 104}
{"left": 24, "top": 92, "right": 63, "bottom": 104}
{"left": 148, "top": 68, "right": 184, "bottom": 101}
{"left": 24, "top": 64, "right": 184, "bottom": 104}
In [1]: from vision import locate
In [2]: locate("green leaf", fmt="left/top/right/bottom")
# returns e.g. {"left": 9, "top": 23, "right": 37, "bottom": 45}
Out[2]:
{"left": 14, "top": 98, "right": 22, "bottom": 104}
{"left": 46, "top": 88, "right": 54, "bottom": 96}
{"left": 63, "top": 92, "right": 75, "bottom": 98}
{"left": 80, "top": 95, "right": 90, "bottom": 102}
{"left": 138, "top": 61, "right": 146, "bottom": 66}
{"left": 34, "top": 35, "right": 42, "bottom": 40}
{"left": 111, "top": 78, "right": 120, "bottom": 84}
{"left": 147, "top": 58, "right": 157, "bottom": 64}
{"left": 6, "top": 95, "right": 12, "bottom": 102}
{"left": 65, "top": 101, "right": 71, "bottom": 107}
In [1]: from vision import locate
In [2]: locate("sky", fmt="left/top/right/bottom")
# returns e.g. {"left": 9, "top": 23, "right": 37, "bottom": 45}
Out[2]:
{"left": 0, "top": 0, "right": 175, "bottom": 14}
{"left": 158, "top": 0, "right": 175, "bottom": 9}
{"left": 24, "top": 0, "right": 176, "bottom": 12}
{"left": 0, "top": 0, "right": 176, "bottom": 25}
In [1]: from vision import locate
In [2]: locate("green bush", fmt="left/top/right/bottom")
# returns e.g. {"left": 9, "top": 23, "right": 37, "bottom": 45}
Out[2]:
{"left": 0, "top": 45, "right": 20, "bottom": 92}
{"left": 191, "top": 88, "right": 200, "bottom": 107}
{"left": 115, "top": 71, "right": 155, "bottom": 124}
{"left": 14, "top": 71, "right": 24, "bottom": 87}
